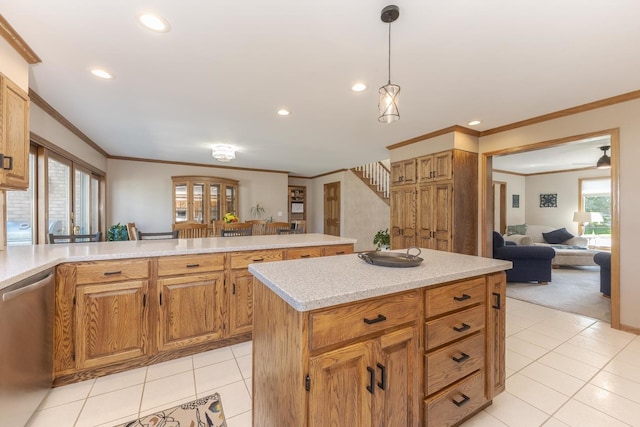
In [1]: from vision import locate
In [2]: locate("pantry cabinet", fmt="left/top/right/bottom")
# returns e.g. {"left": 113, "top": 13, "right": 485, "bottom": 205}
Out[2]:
{"left": 0, "top": 73, "right": 30, "bottom": 190}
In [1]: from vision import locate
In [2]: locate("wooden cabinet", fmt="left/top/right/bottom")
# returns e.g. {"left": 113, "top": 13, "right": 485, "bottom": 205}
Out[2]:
{"left": 156, "top": 254, "right": 225, "bottom": 351}
{"left": 487, "top": 272, "right": 506, "bottom": 397}
{"left": 228, "top": 249, "right": 283, "bottom": 337}
{"left": 71, "top": 259, "right": 151, "bottom": 370}
{"left": 390, "top": 159, "right": 416, "bottom": 185}
{"left": 390, "top": 185, "right": 416, "bottom": 249}
{"left": 0, "top": 73, "right": 30, "bottom": 190}
{"left": 288, "top": 185, "right": 306, "bottom": 222}
{"left": 172, "top": 176, "right": 238, "bottom": 226}
{"left": 392, "top": 149, "right": 478, "bottom": 254}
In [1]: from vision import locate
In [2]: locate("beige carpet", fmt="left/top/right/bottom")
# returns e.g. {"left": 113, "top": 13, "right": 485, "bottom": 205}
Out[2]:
{"left": 506, "top": 266, "right": 611, "bottom": 322}
{"left": 114, "top": 393, "right": 227, "bottom": 427}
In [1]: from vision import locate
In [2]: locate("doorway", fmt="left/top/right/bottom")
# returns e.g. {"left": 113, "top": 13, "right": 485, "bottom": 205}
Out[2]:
{"left": 482, "top": 129, "right": 620, "bottom": 328}
{"left": 323, "top": 182, "right": 340, "bottom": 236}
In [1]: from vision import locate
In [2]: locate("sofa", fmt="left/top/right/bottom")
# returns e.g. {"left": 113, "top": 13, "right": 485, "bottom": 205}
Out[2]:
{"left": 593, "top": 252, "right": 611, "bottom": 297}
{"left": 504, "top": 224, "right": 598, "bottom": 267}
{"left": 492, "top": 232, "right": 555, "bottom": 284}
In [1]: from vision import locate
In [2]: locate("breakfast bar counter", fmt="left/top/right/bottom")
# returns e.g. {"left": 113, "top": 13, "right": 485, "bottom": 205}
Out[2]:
{"left": 249, "top": 249, "right": 511, "bottom": 426}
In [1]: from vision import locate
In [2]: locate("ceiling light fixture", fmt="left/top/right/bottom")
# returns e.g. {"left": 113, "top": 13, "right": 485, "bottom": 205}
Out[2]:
{"left": 596, "top": 145, "right": 611, "bottom": 169}
{"left": 90, "top": 69, "right": 113, "bottom": 79}
{"left": 139, "top": 14, "right": 170, "bottom": 32}
{"left": 378, "top": 5, "right": 400, "bottom": 123}
{"left": 352, "top": 83, "right": 367, "bottom": 92}
{"left": 277, "top": 109, "right": 290, "bottom": 116}
{"left": 212, "top": 144, "right": 235, "bottom": 162}
{"left": 468, "top": 120, "right": 481, "bottom": 126}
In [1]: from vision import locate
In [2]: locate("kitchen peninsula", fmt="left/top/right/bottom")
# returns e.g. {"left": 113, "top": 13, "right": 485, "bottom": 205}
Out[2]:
{"left": 249, "top": 249, "right": 511, "bottom": 426}
{"left": 0, "top": 234, "right": 355, "bottom": 386}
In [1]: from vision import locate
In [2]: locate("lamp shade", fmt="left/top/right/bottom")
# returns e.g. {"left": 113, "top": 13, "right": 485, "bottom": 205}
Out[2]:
{"left": 573, "top": 211, "right": 604, "bottom": 223}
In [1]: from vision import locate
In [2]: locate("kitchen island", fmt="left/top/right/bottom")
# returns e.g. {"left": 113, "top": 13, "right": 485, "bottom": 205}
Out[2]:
{"left": 0, "top": 234, "right": 355, "bottom": 386}
{"left": 249, "top": 249, "right": 511, "bottom": 426}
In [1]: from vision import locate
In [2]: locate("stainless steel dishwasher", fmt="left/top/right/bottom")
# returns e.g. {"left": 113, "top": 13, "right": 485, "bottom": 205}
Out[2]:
{"left": 0, "top": 268, "right": 54, "bottom": 426}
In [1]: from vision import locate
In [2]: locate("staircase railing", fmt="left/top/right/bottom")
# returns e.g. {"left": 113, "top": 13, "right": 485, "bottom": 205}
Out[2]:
{"left": 353, "top": 161, "right": 390, "bottom": 201}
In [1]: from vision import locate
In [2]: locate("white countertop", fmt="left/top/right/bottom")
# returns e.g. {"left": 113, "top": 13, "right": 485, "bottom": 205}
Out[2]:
{"left": 249, "top": 249, "right": 512, "bottom": 311}
{"left": 0, "top": 234, "right": 356, "bottom": 291}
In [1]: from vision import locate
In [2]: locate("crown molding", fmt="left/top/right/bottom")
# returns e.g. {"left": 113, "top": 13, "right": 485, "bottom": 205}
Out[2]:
{"left": 0, "top": 14, "right": 41, "bottom": 64}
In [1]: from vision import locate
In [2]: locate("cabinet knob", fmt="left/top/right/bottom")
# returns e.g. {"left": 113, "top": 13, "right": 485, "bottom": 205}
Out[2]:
{"left": 0, "top": 154, "right": 13, "bottom": 171}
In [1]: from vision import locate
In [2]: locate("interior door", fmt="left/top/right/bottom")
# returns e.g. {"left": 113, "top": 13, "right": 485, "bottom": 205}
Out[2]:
{"left": 324, "top": 181, "right": 340, "bottom": 236}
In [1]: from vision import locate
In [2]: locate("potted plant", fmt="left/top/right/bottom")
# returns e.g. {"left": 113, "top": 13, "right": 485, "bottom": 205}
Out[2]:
{"left": 107, "top": 223, "right": 129, "bottom": 241}
{"left": 373, "top": 229, "right": 390, "bottom": 251}
{"left": 250, "top": 203, "right": 266, "bottom": 218}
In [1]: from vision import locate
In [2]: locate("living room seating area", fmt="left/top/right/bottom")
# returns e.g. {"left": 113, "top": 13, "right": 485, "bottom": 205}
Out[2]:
{"left": 492, "top": 231, "right": 555, "bottom": 284}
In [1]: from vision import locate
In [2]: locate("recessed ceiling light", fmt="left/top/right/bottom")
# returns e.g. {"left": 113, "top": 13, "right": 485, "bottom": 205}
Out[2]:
{"left": 139, "top": 14, "right": 170, "bottom": 32}
{"left": 468, "top": 120, "right": 481, "bottom": 126}
{"left": 90, "top": 69, "right": 113, "bottom": 79}
{"left": 352, "top": 83, "right": 367, "bottom": 92}
{"left": 277, "top": 109, "right": 290, "bottom": 116}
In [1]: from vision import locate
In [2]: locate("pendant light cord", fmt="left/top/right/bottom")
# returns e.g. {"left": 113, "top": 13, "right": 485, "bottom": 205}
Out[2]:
{"left": 387, "top": 22, "right": 392, "bottom": 85}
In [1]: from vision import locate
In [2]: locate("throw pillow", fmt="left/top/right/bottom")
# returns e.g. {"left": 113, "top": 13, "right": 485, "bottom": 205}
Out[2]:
{"left": 506, "top": 224, "right": 527, "bottom": 236}
{"left": 542, "top": 227, "right": 575, "bottom": 244}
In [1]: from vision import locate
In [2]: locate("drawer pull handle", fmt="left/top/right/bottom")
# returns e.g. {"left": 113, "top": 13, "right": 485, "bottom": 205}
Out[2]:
{"left": 252, "top": 258, "right": 265, "bottom": 262}
{"left": 363, "top": 314, "right": 387, "bottom": 325}
{"left": 453, "top": 323, "right": 471, "bottom": 333}
{"left": 186, "top": 263, "right": 200, "bottom": 268}
{"left": 452, "top": 352, "right": 470, "bottom": 363}
{"left": 103, "top": 271, "right": 122, "bottom": 276}
{"left": 453, "top": 294, "right": 471, "bottom": 302}
{"left": 492, "top": 292, "right": 502, "bottom": 309}
{"left": 376, "top": 363, "right": 386, "bottom": 390}
{"left": 300, "top": 254, "right": 311, "bottom": 258}
{"left": 452, "top": 393, "right": 470, "bottom": 407}
{"left": 335, "top": 251, "right": 345, "bottom": 255}
{"left": 366, "top": 366, "right": 375, "bottom": 394}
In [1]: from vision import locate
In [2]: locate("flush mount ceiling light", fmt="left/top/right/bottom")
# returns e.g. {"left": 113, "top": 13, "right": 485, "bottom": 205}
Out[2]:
{"left": 139, "top": 14, "right": 170, "bottom": 32}
{"left": 596, "top": 145, "right": 611, "bottom": 169}
{"left": 352, "top": 83, "right": 367, "bottom": 92}
{"left": 212, "top": 144, "right": 235, "bottom": 162}
{"left": 378, "top": 5, "right": 400, "bottom": 123}
{"left": 277, "top": 109, "right": 290, "bottom": 116}
{"left": 468, "top": 120, "right": 481, "bottom": 126}
{"left": 90, "top": 69, "right": 113, "bottom": 79}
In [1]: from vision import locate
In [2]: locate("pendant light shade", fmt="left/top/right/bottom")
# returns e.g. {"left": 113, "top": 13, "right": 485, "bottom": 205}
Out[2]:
{"left": 596, "top": 145, "right": 611, "bottom": 169}
{"left": 378, "top": 5, "right": 400, "bottom": 123}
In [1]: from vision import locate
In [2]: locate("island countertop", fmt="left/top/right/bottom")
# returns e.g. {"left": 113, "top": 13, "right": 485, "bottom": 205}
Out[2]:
{"left": 0, "top": 233, "right": 356, "bottom": 291}
{"left": 249, "top": 248, "right": 512, "bottom": 311}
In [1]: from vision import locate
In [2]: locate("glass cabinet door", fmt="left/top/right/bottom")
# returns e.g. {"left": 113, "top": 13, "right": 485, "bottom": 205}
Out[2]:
{"left": 193, "top": 183, "right": 204, "bottom": 223}
{"left": 174, "top": 183, "right": 188, "bottom": 223}
{"left": 172, "top": 177, "right": 239, "bottom": 227}
{"left": 225, "top": 185, "right": 237, "bottom": 216}
{"left": 209, "top": 184, "right": 220, "bottom": 222}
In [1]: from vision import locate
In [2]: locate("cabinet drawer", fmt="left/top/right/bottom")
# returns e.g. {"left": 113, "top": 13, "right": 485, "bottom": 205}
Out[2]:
{"left": 310, "top": 290, "right": 420, "bottom": 351}
{"left": 425, "top": 277, "right": 486, "bottom": 318}
{"left": 158, "top": 253, "right": 225, "bottom": 276}
{"left": 425, "top": 332, "right": 484, "bottom": 395}
{"left": 230, "top": 250, "right": 283, "bottom": 270}
{"left": 285, "top": 246, "right": 323, "bottom": 260}
{"left": 322, "top": 244, "right": 353, "bottom": 257}
{"left": 425, "top": 305, "right": 485, "bottom": 350}
{"left": 425, "top": 371, "right": 486, "bottom": 427}
{"left": 75, "top": 259, "right": 149, "bottom": 285}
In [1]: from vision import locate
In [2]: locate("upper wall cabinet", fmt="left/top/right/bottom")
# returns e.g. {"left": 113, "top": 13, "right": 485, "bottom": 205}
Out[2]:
{"left": 0, "top": 74, "right": 30, "bottom": 190}
{"left": 390, "top": 159, "right": 416, "bottom": 185}
{"left": 172, "top": 176, "right": 239, "bottom": 225}
{"left": 417, "top": 151, "right": 453, "bottom": 183}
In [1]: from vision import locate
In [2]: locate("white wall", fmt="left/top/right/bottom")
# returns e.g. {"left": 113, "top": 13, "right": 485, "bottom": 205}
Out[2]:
{"left": 309, "top": 171, "right": 346, "bottom": 234}
{"left": 107, "top": 159, "right": 288, "bottom": 232}
{"left": 524, "top": 169, "right": 610, "bottom": 235}
{"left": 493, "top": 172, "right": 526, "bottom": 226}
{"left": 479, "top": 97, "right": 640, "bottom": 329}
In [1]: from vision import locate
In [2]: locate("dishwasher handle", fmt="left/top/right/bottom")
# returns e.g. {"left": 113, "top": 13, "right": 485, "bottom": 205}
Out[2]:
{"left": 2, "top": 272, "right": 54, "bottom": 303}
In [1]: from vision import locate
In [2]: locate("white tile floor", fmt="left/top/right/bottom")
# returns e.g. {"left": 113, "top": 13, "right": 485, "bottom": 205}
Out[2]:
{"left": 27, "top": 298, "right": 640, "bottom": 427}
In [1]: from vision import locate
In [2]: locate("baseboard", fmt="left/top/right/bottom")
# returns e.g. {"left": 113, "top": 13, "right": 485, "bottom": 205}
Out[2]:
{"left": 620, "top": 323, "right": 640, "bottom": 335}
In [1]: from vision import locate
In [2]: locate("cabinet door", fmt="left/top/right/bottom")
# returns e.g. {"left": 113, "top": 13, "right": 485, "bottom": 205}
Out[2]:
{"left": 309, "top": 342, "right": 374, "bottom": 427}
{"left": 416, "top": 185, "right": 434, "bottom": 249}
{"left": 487, "top": 272, "right": 506, "bottom": 396}
{"left": 75, "top": 280, "right": 148, "bottom": 369}
{"left": 374, "top": 327, "right": 421, "bottom": 427}
{"left": 0, "top": 75, "right": 29, "bottom": 190}
{"left": 390, "top": 159, "right": 416, "bottom": 185}
{"left": 431, "top": 183, "right": 453, "bottom": 251}
{"left": 228, "top": 270, "right": 254, "bottom": 337}
{"left": 432, "top": 151, "right": 453, "bottom": 181}
{"left": 157, "top": 273, "right": 224, "bottom": 351}
{"left": 390, "top": 186, "right": 415, "bottom": 249}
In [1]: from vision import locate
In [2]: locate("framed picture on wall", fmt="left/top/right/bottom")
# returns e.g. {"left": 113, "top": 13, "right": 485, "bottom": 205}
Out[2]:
{"left": 291, "top": 202, "right": 304, "bottom": 213}
{"left": 540, "top": 193, "right": 557, "bottom": 208}
{"left": 512, "top": 194, "right": 520, "bottom": 208}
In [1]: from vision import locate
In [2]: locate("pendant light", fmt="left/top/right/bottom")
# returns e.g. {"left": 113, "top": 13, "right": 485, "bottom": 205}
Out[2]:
{"left": 378, "top": 5, "right": 400, "bottom": 123}
{"left": 596, "top": 145, "right": 611, "bottom": 169}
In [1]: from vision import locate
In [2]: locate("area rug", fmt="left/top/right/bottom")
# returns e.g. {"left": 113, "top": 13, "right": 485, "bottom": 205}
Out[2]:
{"left": 114, "top": 393, "right": 227, "bottom": 427}
{"left": 506, "top": 266, "right": 610, "bottom": 322}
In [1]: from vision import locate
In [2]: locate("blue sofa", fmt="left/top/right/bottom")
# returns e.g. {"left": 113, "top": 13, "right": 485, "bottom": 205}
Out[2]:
{"left": 493, "top": 232, "right": 555, "bottom": 284}
{"left": 593, "top": 252, "right": 611, "bottom": 297}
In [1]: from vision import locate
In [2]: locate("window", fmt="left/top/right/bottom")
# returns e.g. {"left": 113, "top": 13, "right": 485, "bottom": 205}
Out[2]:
{"left": 579, "top": 177, "right": 611, "bottom": 248}
{"left": 6, "top": 149, "right": 36, "bottom": 246}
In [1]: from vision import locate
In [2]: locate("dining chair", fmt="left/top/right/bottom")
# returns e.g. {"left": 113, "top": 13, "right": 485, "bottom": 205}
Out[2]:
{"left": 244, "top": 219, "right": 266, "bottom": 235}
{"left": 137, "top": 230, "right": 179, "bottom": 240}
{"left": 173, "top": 223, "right": 209, "bottom": 239}
{"left": 49, "top": 232, "right": 102, "bottom": 244}
{"left": 264, "top": 222, "right": 291, "bottom": 235}
{"left": 291, "top": 220, "right": 306, "bottom": 233}
{"left": 220, "top": 222, "right": 253, "bottom": 237}
{"left": 127, "top": 222, "right": 138, "bottom": 240}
